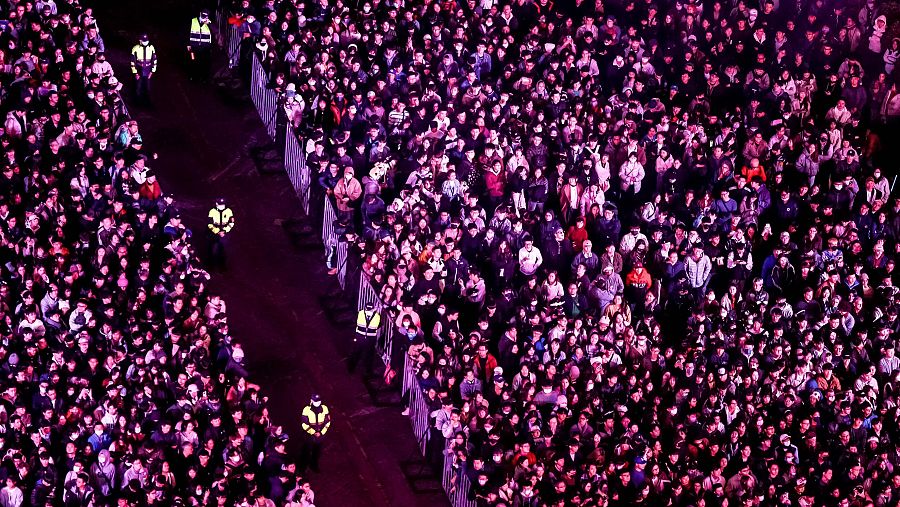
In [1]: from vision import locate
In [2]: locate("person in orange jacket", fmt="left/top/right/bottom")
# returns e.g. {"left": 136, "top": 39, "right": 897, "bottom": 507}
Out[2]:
{"left": 740, "top": 157, "right": 767, "bottom": 182}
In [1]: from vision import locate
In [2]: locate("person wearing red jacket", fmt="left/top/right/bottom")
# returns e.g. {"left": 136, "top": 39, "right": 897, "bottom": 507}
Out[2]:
{"left": 566, "top": 216, "right": 589, "bottom": 251}
{"left": 484, "top": 159, "right": 507, "bottom": 211}
{"left": 625, "top": 260, "right": 653, "bottom": 304}
{"left": 474, "top": 343, "right": 498, "bottom": 382}
{"left": 139, "top": 171, "right": 162, "bottom": 201}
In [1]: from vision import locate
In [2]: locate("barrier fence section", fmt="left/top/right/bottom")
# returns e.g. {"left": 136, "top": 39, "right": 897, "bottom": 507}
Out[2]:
{"left": 250, "top": 57, "right": 279, "bottom": 140}
{"left": 336, "top": 241, "right": 348, "bottom": 289}
{"left": 357, "top": 274, "right": 393, "bottom": 366}
{"left": 215, "top": 9, "right": 227, "bottom": 48}
{"left": 248, "top": 52, "right": 343, "bottom": 287}
{"left": 402, "top": 355, "right": 429, "bottom": 454}
{"left": 214, "top": 2, "right": 250, "bottom": 69}
{"left": 237, "top": 48, "right": 473, "bottom": 507}
{"left": 226, "top": 24, "right": 241, "bottom": 68}
{"left": 284, "top": 123, "right": 311, "bottom": 214}
{"left": 442, "top": 445, "right": 477, "bottom": 507}
{"left": 401, "top": 354, "right": 477, "bottom": 507}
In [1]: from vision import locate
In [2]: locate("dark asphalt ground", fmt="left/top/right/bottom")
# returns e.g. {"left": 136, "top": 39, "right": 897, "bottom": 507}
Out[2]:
{"left": 90, "top": 0, "right": 448, "bottom": 505}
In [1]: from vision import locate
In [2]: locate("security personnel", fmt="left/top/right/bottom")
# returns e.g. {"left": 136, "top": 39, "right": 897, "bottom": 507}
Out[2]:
{"left": 207, "top": 198, "right": 234, "bottom": 269}
{"left": 131, "top": 34, "right": 158, "bottom": 104}
{"left": 188, "top": 10, "right": 213, "bottom": 81}
{"left": 300, "top": 394, "right": 331, "bottom": 472}
{"left": 350, "top": 303, "right": 381, "bottom": 376}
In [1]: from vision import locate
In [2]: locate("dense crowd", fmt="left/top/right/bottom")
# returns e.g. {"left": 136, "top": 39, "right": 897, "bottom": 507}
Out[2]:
{"left": 0, "top": 1, "right": 316, "bottom": 506}
{"left": 238, "top": 0, "right": 900, "bottom": 504}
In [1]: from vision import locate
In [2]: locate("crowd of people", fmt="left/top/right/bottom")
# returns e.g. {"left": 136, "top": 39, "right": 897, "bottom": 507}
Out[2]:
{"left": 231, "top": 0, "right": 900, "bottom": 503}
{"left": 0, "top": 1, "right": 317, "bottom": 506}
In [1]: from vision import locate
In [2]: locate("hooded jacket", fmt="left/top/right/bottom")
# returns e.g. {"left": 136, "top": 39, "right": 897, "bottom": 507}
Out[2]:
{"left": 90, "top": 450, "right": 117, "bottom": 496}
{"left": 869, "top": 15, "right": 887, "bottom": 53}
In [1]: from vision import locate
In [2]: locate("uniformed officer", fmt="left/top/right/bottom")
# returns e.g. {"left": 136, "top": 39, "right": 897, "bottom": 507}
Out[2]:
{"left": 207, "top": 198, "right": 234, "bottom": 269}
{"left": 131, "top": 34, "right": 158, "bottom": 105}
{"left": 300, "top": 394, "right": 331, "bottom": 472}
{"left": 350, "top": 303, "right": 381, "bottom": 376}
{"left": 188, "top": 10, "right": 213, "bottom": 81}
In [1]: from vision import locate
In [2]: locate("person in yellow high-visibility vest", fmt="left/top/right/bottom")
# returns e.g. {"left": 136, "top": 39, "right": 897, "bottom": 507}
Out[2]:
{"left": 208, "top": 198, "right": 234, "bottom": 270}
{"left": 350, "top": 303, "right": 381, "bottom": 377}
{"left": 131, "top": 34, "right": 157, "bottom": 105}
{"left": 188, "top": 10, "right": 213, "bottom": 81}
{"left": 300, "top": 394, "right": 331, "bottom": 472}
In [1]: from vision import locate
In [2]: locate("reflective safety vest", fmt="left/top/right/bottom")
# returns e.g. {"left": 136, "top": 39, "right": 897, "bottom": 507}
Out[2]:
{"left": 300, "top": 404, "right": 331, "bottom": 437}
{"left": 355, "top": 310, "right": 380, "bottom": 338}
{"left": 190, "top": 17, "right": 212, "bottom": 47}
{"left": 130, "top": 43, "right": 158, "bottom": 75}
{"left": 208, "top": 207, "right": 234, "bottom": 235}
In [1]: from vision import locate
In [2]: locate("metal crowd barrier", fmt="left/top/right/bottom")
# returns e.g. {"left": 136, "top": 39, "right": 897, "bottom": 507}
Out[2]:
{"left": 236, "top": 46, "right": 474, "bottom": 507}
{"left": 403, "top": 354, "right": 430, "bottom": 454}
{"left": 215, "top": 9, "right": 227, "bottom": 47}
{"left": 284, "top": 123, "right": 311, "bottom": 214}
{"left": 213, "top": 3, "right": 243, "bottom": 69}
{"left": 250, "top": 57, "right": 279, "bottom": 139}
{"left": 228, "top": 25, "right": 241, "bottom": 69}
{"left": 401, "top": 354, "right": 476, "bottom": 507}
{"left": 443, "top": 445, "right": 476, "bottom": 507}
{"left": 319, "top": 196, "right": 349, "bottom": 289}
{"left": 357, "top": 274, "right": 394, "bottom": 366}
